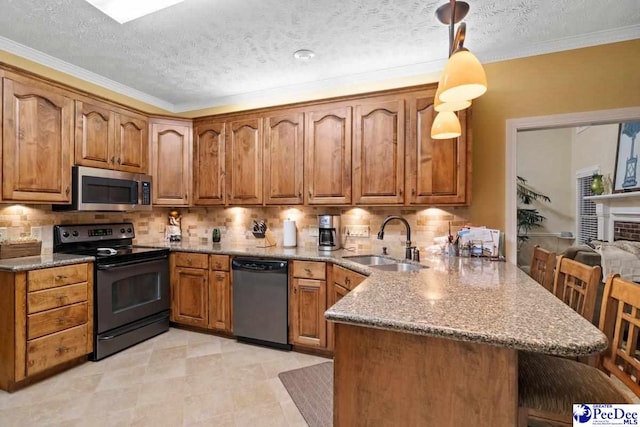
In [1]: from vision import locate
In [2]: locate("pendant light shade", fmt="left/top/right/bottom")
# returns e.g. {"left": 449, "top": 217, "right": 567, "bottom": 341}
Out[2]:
{"left": 434, "top": 85, "right": 471, "bottom": 112}
{"left": 438, "top": 48, "right": 487, "bottom": 103}
{"left": 431, "top": 111, "right": 461, "bottom": 140}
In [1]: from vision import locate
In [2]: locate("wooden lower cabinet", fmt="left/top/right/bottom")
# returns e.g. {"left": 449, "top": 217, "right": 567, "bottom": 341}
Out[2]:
{"left": 290, "top": 261, "right": 328, "bottom": 349}
{"left": 0, "top": 263, "right": 93, "bottom": 392}
{"left": 170, "top": 253, "right": 231, "bottom": 333}
{"left": 209, "top": 255, "right": 231, "bottom": 333}
{"left": 327, "top": 265, "right": 367, "bottom": 351}
{"left": 171, "top": 265, "right": 209, "bottom": 328}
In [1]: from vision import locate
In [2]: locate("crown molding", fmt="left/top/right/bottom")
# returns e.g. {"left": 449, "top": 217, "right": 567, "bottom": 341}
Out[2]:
{"left": 478, "top": 24, "right": 640, "bottom": 64}
{"left": 1, "top": 25, "right": 638, "bottom": 115}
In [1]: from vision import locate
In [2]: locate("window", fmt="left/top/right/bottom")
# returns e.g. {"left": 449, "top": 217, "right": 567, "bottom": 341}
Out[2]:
{"left": 576, "top": 170, "right": 598, "bottom": 244}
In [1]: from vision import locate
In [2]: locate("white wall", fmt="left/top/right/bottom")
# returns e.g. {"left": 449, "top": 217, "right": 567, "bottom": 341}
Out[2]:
{"left": 571, "top": 124, "right": 619, "bottom": 185}
{"left": 517, "top": 127, "right": 574, "bottom": 235}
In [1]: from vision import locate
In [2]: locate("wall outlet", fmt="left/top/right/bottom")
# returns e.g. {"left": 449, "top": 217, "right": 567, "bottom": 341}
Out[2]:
{"left": 31, "top": 226, "right": 43, "bottom": 241}
{"left": 158, "top": 224, "right": 166, "bottom": 234}
{"left": 308, "top": 226, "right": 319, "bottom": 237}
{"left": 0, "top": 227, "right": 6, "bottom": 241}
{"left": 344, "top": 225, "right": 370, "bottom": 238}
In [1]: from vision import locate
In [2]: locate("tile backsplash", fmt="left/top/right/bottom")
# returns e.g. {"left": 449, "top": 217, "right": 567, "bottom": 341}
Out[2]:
{"left": 0, "top": 204, "right": 470, "bottom": 256}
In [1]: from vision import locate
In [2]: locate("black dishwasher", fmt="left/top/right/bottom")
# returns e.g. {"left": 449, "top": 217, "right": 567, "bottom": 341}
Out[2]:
{"left": 232, "top": 258, "right": 291, "bottom": 350}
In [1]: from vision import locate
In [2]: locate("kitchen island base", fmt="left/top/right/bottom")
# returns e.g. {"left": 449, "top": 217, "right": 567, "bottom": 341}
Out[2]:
{"left": 333, "top": 323, "right": 518, "bottom": 427}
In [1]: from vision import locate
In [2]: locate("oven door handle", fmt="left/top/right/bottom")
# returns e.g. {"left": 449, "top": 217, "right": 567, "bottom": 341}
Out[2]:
{"left": 97, "top": 254, "right": 168, "bottom": 270}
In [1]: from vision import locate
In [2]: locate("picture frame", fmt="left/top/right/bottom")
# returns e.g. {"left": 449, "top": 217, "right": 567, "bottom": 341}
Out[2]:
{"left": 613, "top": 121, "right": 640, "bottom": 193}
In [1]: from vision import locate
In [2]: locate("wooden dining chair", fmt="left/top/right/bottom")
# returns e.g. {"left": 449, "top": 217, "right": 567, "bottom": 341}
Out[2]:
{"left": 529, "top": 245, "right": 556, "bottom": 292}
{"left": 552, "top": 255, "right": 602, "bottom": 324}
{"left": 518, "top": 273, "right": 639, "bottom": 426}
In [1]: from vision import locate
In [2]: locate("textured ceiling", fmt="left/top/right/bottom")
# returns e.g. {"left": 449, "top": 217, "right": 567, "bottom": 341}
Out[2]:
{"left": 0, "top": 0, "right": 638, "bottom": 112}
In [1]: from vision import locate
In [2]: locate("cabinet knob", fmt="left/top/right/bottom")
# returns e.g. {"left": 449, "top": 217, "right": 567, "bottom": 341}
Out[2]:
{"left": 304, "top": 268, "right": 312, "bottom": 276}
{"left": 117, "top": 157, "right": 122, "bottom": 165}
{"left": 110, "top": 156, "right": 115, "bottom": 164}
{"left": 56, "top": 294, "right": 65, "bottom": 300}
{"left": 55, "top": 274, "right": 67, "bottom": 281}
{"left": 57, "top": 317, "right": 65, "bottom": 324}
{"left": 411, "top": 188, "right": 416, "bottom": 196}
{"left": 56, "top": 345, "right": 67, "bottom": 354}
{"left": 65, "top": 187, "right": 70, "bottom": 196}
{"left": 345, "top": 277, "right": 351, "bottom": 286}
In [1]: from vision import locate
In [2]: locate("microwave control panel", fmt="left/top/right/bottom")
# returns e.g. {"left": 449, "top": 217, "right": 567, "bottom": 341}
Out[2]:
{"left": 141, "top": 182, "right": 151, "bottom": 205}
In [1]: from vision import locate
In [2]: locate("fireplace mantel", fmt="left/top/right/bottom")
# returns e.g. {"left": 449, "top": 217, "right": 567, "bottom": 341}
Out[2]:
{"left": 588, "top": 192, "right": 640, "bottom": 241}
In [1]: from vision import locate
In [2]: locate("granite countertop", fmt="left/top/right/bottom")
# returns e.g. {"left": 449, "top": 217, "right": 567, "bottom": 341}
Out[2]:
{"left": 155, "top": 240, "right": 607, "bottom": 357}
{"left": 0, "top": 253, "right": 95, "bottom": 272}
{"left": 4, "top": 239, "right": 604, "bottom": 357}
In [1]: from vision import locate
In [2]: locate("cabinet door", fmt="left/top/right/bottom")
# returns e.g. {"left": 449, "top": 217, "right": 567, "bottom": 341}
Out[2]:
{"left": 406, "top": 95, "right": 470, "bottom": 205}
{"left": 327, "top": 282, "right": 349, "bottom": 351}
{"left": 114, "top": 113, "right": 148, "bottom": 174}
{"left": 226, "top": 118, "right": 263, "bottom": 205}
{"left": 264, "top": 112, "right": 304, "bottom": 205}
{"left": 305, "top": 106, "right": 352, "bottom": 204}
{"left": 75, "top": 101, "right": 115, "bottom": 169}
{"left": 193, "top": 121, "right": 225, "bottom": 205}
{"left": 353, "top": 98, "right": 405, "bottom": 204}
{"left": 208, "top": 270, "right": 231, "bottom": 332}
{"left": 290, "top": 278, "right": 327, "bottom": 348}
{"left": 151, "top": 121, "right": 191, "bottom": 206}
{"left": 2, "top": 78, "right": 73, "bottom": 203}
{"left": 171, "top": 266, "right": 208, "bottom": 328}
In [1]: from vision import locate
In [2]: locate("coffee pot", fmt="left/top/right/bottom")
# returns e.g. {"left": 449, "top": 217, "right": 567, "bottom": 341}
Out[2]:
{"left": 318, "top": 214, "right": 341, "bottom": 251}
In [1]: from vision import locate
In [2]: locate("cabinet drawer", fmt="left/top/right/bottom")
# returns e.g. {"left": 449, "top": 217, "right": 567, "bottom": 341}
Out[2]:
{"left": 28, "top": 282, "right": 88, "bottom": 314}
{"left": 28, "top": 264, "right": 88, "bottom": 292}
{"left": 28, "top": 302, "right": 88, "bottom": 340}
{"left": 27, "top": 324, "right": 88, "bottom": 377}
{"left": 210, "top": 255, "right": 230, "bottom": 271}
{"left": 174, "top": 252, "right": 209, "bottom": 269}
{"left": 332, "top": 265, "right": 367, "bottom": 291}
{"left": 293, "top": 261, "right": 326, "bottom": 280}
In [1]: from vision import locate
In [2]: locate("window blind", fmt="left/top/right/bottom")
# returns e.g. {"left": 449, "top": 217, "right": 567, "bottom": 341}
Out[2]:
{"left": 577, "top": 174, "right": 597, "bottom": 244}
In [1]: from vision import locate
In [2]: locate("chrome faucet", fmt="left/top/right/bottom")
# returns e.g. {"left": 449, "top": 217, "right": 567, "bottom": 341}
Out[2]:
{"left": 377, "top": 216, "right": 415, "bottom": 261}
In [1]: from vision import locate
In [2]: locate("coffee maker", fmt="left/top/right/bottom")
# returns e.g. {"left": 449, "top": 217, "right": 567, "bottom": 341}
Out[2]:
{"left": 318, "top": 214, "right": 341, "bottom": 251}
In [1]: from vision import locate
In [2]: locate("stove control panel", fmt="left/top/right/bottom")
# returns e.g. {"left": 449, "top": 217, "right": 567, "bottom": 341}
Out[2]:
{"left": 55, "top": 222, "right": 135, "bottom": 244}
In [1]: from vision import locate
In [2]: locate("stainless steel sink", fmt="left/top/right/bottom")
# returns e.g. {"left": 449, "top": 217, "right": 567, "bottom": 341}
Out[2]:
{"left": 369, "top": 263, "right": 428, "bottom": 272}
{"left": 343, "top": 255, "right": 397, "bottom": 266}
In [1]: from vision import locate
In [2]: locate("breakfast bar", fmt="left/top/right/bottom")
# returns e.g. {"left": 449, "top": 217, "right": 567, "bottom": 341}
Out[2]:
{"left": 325, "top": 255, "right": 608, "bottom": 427}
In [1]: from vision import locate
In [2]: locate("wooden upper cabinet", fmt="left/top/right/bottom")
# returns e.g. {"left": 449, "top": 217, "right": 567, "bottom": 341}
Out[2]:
{"left": 150, "top": 119, "right": 192, "bottom": 206}
{"left": 193, "top": 121, "right": 226, "bottom": 206}
{"left": 305, "top": 106, "right": 352, "bottom": 204}
{"left": 353, "top": 98, "right": 405, "bottom": 204}
{"left": 406, "top": 95, "right": 471, "bottom": 205}
{"left": 264, "top": 112, "right": 304, "bottom": 205}
{"left": 75, "top": 100, "right": 116, "bottom": 169}
{"left": 2, "top": 77, "right": 73, "bottom": 203}
{"left": 226, "top": 118, "right": 263, "bottom": 205}
{"left": 114, "top": 113, "right": 148, "bottom": 174}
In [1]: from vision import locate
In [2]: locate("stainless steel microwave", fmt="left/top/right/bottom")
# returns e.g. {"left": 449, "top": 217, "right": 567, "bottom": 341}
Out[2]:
{"left": 54, "top": 166, "right": 152, "bottom": 211}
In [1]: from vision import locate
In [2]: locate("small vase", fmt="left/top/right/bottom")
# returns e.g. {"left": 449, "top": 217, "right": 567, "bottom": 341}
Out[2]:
{"left": 591, "top": 174, "right": 604, "bottom": 195}
{"left": 212, "top": 228, "right": 221, "bottom": 243}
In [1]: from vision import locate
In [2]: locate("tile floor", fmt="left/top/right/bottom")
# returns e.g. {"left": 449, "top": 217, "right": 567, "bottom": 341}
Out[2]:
{"left": 0, "top": 328, "right": 329, "bottom": 427}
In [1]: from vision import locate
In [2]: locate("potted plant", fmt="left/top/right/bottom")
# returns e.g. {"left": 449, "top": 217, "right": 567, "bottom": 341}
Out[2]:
{"left": 517, "top": 176, "right": 551, "bottom": 246}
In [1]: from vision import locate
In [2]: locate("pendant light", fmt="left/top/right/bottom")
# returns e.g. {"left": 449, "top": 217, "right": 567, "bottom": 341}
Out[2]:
{"left": 431, "top": 111, "right": 462, "bottom": 140}
{"left": 431, "top": 0, "right": 487, "bottom": 140}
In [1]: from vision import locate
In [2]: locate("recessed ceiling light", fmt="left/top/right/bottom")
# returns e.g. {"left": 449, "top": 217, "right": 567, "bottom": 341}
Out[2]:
{"left": 85, "top": 0, "right": 185, "bottom": 24}
{"left": 293, "top": 49, "right": 316, "bottom": 61}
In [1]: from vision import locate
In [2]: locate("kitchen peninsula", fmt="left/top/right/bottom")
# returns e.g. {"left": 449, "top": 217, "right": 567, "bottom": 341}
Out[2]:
{"left": 326, "top": 255, "right": 607, "bottom": 426}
